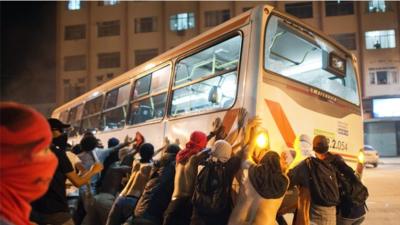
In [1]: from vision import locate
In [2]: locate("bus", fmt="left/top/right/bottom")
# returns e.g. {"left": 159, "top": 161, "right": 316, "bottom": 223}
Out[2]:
{"left": 52, "top": 5, "right": 365, "bottom": 173}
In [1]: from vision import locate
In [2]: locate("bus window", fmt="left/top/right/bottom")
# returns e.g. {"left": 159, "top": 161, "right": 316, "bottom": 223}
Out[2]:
{"left": 101, "top": 84, "right": 130, "bottom": 131}
{"left": 264, "top": 15, "right": 359, "bottom": 105}
{"left": 59, "top": 110, "right": 69, "bottom": 123}
{"left": 133, "top": 75, "right": 151, "bottom": 99}
{"left": 170, "top": 35, "right": 241, "bottom": 116}
{"left": 81, "top": 95, "right": 103, "bottom": 133}
{"left": 67, "top": 104, "right": 83, "bottom": 137}
{"left": 128, "top": 65, "right": 171, "bottom": 125}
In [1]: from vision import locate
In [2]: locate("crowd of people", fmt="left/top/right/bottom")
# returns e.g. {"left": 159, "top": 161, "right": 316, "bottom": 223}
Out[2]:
{"left": 0, "top": 102, "right": 368, "bottom": 225}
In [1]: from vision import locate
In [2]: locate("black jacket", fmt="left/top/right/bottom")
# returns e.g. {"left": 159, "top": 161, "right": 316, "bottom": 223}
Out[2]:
{"left": 134, "top": 153, "right": 177, "bottom": 225}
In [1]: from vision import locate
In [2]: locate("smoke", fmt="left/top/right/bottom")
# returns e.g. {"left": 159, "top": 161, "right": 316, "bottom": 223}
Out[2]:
{"left": 1, "top": 2, "right": 56, "bottom": 105}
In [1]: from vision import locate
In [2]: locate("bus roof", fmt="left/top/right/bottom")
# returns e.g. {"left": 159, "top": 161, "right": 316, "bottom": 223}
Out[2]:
{"left": 52, "top": 8, "right": 253, "bottom": 116}
{"left": 53, "top": 3, "right": 356, "bottom": 116}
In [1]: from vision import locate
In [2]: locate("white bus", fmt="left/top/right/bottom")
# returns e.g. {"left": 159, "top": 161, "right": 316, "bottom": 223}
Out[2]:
{"left": 52, "top": 5, "right": 365, "bottom": 173}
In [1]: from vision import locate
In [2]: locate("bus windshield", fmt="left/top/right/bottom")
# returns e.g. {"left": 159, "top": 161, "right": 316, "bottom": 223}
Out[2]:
{"left": 264, "top": 15, "right": 359, "bottom": 105}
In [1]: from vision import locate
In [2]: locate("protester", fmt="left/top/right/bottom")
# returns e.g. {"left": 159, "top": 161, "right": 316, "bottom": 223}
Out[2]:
{"left": 78, "top": 135, "right": 131, "bottom": 194}
{"left": 162, "top": 131, "right": 209, "bottom": 225}
{"left": 276, "top": 134, "right": 313, "bottom": 225}
{"left": 288, "top": 135, "right": 340, "bottom": 225}
{"left": 190, "top": 139, "right": 244, "bottom": 225}
{"left": 98, "top": 137, "right": 121, "bottom": 186}
{"left": 106, "top": 143, "right": 155, "bottom": 225}
{"left": 81, "top": 147, "right": 133, "bottom": 225}
{"left": 0, "top": 102, "right": 57, "bottom": 225}
{"left": 30, "top": 118, "right": 103, "bottom": 225}
{"left": 131, "top": 144, "right": 181, "bottom": 225}
{"left": 121, "top": 132, "right": 146, "bottom": 166}
{"left": 228, "top": 121, "right": 289, "bottom": 225}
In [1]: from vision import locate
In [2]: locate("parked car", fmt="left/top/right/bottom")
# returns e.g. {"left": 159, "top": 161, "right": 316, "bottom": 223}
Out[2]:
{"left": 363, "top": 145, "right": 380, "bottom": 167}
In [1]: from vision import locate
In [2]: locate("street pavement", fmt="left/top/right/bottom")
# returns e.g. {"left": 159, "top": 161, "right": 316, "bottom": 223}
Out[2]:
{"left": 363, "top": 157, "right": 400, "bottom": 225}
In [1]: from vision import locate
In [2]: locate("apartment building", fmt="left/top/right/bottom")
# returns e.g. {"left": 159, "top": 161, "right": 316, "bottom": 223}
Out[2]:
{"left": 57, "top": 0, "right": 400, "bottom": 156}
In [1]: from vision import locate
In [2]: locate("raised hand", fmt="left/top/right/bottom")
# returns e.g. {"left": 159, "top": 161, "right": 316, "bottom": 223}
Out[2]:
{"left": 91, "top": 162, "right": 103, "bottom": 174}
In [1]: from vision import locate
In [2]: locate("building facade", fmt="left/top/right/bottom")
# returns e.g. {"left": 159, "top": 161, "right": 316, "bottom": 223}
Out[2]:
{"left": 56, "top": 0, "right": 400, "bottom": 156}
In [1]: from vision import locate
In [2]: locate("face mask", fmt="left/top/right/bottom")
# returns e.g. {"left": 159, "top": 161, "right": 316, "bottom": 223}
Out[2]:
{"left": 0, "top": 150, "right": 58, "bottom": 224}
{"left": 53, "top": 132, "right": 68, "bottom": 150}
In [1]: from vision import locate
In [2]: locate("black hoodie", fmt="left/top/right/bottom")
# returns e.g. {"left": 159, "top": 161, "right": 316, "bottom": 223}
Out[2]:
{"left": 248, "top": 151, "right": 289, "bottom": 199}
{"left": 134, "top": 153, "right": 177, "bottom": 224}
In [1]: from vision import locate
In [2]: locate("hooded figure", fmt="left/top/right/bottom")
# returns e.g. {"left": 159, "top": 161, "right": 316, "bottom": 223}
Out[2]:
{"left": 106, "top": 143, "right": 154, "bottom": 225}
{"left": 163, "top": 131, "right": 209, "bottom": 225}
{"left": 229, "top": 151, "right": 289, "bottom": 225}
{"left": 0, "top": 102, "right": 57, "bottom": 225}
{"left": 133, "top": 144, "right": 181, "bottom": 225}
{"left": 190, "top": 140, "right": 243, "bottom": 225}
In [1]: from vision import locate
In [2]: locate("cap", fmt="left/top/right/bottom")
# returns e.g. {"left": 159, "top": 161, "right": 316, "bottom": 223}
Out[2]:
{"left": 48, "top": 118, "right": 70, "bottom": 131}
{"left": 313, "top": 135, "right": 329, "bottom": 154}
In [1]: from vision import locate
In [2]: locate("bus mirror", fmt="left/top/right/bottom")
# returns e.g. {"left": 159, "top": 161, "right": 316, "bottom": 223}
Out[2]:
{"left": 208, "top": 86, "right": 220, "bottom": 104}
{"left": 322, "top": 51, "right": 346, "bottom": 78}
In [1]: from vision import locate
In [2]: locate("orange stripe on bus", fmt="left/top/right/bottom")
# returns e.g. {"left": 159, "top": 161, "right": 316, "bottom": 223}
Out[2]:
{"left": 265, "top": 99, "right": 296, "bottom": 148}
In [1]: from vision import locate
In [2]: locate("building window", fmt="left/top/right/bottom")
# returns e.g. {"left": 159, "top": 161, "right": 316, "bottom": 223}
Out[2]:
{"left": 285, "top": 2, "right": 313, "bottom": 19}
{"left": 98, "top": 0, "right": 119, "bottom": 6}
{"left": 369, "top": 68, "right": 398, "bottom": 85}
{"left": 67, "top": 0, "right": 81, "bottom": 10}
{"left": 369, "top": 72, "right": 376, "bottom": 84}
{"left": 331, "top": 33, "right": 357, "bottom": 50}
{"left": 204, "top": 10, "right": 231, "bottom": 27}
{"left": 367, "top": 0, "right": 391, "bottom": 13}
{"left": 65, "top": 24, "right": 86, "bottom": 40}
{"left": 64, "top": 55, "right": 86, "bottom": 71}
{"left": 169, "top": 12, "right": 195, "bottom": 31}
{"left": 325, "top": 1, "right": 354, "bottom": 16}
{"left": 97, "top": 20, "right": 120, "bottom": 37}
{"left": 377, "top": 71, "right": 388, "bottom": 84}
{"left": 365, "top": 29, "right": 396, "bottom": 49}
{"left": 96, "top": 75, "right": 104, "bottom": 83}
{"left": 106, "top": 73, "right": 114, "bottom": 79}
{"left": 135, "top": 49, "right": 158, "bottom": 65}
{"left": 135, "top": 17, "right": 157, "bottom": 33}
{"left": 98, "top": 52, "right": 120, "bottom": 68}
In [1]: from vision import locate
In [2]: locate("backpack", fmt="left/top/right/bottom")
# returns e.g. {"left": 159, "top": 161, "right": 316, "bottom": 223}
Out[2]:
{"left": 335, "top": 166, "right": 369, "bottom": 207}
{"left": 192, "top": 161, "right": 231, "bottom": 215}
{"left": 306, "top": 157, "right": 340, "bottom": 207}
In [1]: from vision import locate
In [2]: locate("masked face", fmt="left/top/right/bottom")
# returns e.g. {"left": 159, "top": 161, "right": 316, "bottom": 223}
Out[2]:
{"left": 1, "top": 148, "right": 58, "bottom": 203}
{"left": 53, "top": 132, "right": 68, "bottom": 150}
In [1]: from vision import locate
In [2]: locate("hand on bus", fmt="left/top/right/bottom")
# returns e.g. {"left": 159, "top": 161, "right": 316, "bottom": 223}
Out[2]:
{"left": 244, "top": 116, "right": 262, "bottom": 145}
{"left": 163, "top": 137, "right": 170, "bottom": 146}
{"left": 90, "top": 162, "right": 103, "bottom": 174}
{"left": 237, "top": 108, "right": 248, "bottom": 130}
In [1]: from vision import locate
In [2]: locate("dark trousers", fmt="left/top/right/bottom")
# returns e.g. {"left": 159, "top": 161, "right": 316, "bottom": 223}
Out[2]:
{"left": 106, "top": 196, "right": 138, "bottom": 225}
{"left": 30, "top": 210, "right": 74, "bottom": 225}
{"left": 163, "top": 197, "right": 192, "bottom": 225}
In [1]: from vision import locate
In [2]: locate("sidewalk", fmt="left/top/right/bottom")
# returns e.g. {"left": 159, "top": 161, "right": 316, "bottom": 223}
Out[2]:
{"left": 379, "top": 157, "right": 400, "bottom": 165}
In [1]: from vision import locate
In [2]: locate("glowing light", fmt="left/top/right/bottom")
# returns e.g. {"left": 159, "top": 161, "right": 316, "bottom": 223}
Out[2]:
{"left": 144, "top": 63, "right": 155, "bottom": 70}
{"left": 92, "top": 91, "right": 100, "bottom": 97}
{"left": 256, "top": 132, "right": 269, "bottom": 149}
{"left": 358, "top": 151, "right": 365, "bottom": 164}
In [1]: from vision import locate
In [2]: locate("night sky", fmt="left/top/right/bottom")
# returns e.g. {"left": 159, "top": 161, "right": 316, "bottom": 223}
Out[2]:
{"left": 1, "top": 1, "right": 56, "bottom": 104}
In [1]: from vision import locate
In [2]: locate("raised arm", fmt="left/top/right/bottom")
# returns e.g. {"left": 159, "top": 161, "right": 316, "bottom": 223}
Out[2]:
{"left": 66, "top": 162, "right": 103, "bottom": 187}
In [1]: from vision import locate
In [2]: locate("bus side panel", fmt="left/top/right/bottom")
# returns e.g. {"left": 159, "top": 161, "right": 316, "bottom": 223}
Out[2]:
{"left": 256, "top": 77, "right": 363, "bottom": 170}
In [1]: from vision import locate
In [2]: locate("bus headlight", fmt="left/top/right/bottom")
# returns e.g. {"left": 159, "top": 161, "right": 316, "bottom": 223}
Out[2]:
{"left": 358, "top": 150, "right": 365, "bottom": 164}
{"left": 256, "top": 132, "right": 269, "bottom": 149}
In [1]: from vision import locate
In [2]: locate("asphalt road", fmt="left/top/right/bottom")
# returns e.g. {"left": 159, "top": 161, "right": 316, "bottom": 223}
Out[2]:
{"left": 363, "top": 160, "right": 400, "bottom": 225}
